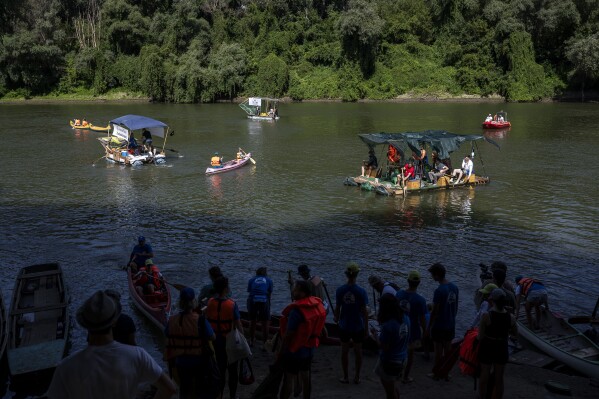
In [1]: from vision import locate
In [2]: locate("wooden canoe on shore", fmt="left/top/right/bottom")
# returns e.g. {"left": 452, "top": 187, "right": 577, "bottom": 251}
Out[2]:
{"left": 127, "top": 270, "right": 171, "bottom": 330}
{"left": 517, "top": 310, "right": 599, "bottom": 379}
{"left": 7, "top": 263, "right": 69, "bottom": 377}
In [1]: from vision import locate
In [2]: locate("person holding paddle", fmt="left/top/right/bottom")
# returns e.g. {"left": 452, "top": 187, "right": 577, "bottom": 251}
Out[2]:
{"left": 128, "top": 236, "right": 154, "bottom": 272}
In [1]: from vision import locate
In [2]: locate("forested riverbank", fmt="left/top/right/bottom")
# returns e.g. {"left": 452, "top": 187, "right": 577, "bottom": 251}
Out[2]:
{"left": 1, "top": 0, "right": 598, "bottom": 103}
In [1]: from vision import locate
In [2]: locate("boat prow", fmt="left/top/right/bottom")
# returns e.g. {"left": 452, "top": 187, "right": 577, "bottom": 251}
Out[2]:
{"left": 127, "top": 269, "right": 171, "bottom": 330}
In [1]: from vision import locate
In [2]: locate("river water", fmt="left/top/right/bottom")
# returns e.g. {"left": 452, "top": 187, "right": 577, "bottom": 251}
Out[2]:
{"left": 1, "top": 101, "right": 598, "bottom": 394}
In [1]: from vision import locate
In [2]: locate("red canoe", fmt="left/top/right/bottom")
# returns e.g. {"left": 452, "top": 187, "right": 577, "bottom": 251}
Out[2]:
{"left": 482, "top": 121, "right": 511, "bottom": 129}
{"left": 127, "top": 269, "right": 171, "bottom": 329}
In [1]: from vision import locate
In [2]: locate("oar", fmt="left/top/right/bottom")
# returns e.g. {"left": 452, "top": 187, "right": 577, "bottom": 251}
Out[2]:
{"left": 166, "top": 148, "right": 179, "bottom": 153}
{"left": 239, "top": 147, "right": 256, "bottom": 165}
{"left": 92, "top": 155, "right": 105, "bottom": 166}
{"left": 322, "top": 280, "right": 334, "bottom": 312}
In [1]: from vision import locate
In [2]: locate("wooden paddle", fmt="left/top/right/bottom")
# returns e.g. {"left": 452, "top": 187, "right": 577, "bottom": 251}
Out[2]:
{"left": 239, "top": 147, "right": 256, "bottom": 165}
{"left": 92, "top": 155, "right": 106, "bottom": 166}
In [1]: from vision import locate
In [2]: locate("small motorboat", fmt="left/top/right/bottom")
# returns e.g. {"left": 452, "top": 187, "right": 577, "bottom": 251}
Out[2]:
{"left": 206, "top": 149, "right": 254, "bottom": 175}
{"left": 482, "top": 111, "right": 511, "bottom": 129}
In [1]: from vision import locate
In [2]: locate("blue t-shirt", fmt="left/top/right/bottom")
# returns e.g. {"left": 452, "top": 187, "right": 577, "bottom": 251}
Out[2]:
{"left": 432, "top": 282, "right": 459, "bottom": 331}
{"left": 285, "top": 308, "right": 313, "bottom": 358}
{"left": 247, "top": 276, "right": 273, "bottom": 303}
{"left": 396, "top": 290, "right": 427, "bottom": 342}
{"left": 335, "top": 283, "right": 369, "bottom": 332}
{"left": 379, "top": 315, "right": 410, "bottom": 363}
{"left": 129, "top": 243, "right": 153, "bottom": 264}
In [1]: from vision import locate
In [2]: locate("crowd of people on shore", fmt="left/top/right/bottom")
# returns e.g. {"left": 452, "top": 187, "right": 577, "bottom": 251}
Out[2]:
{"left": 45, "top": 239, "right": 549, "bottom": 399}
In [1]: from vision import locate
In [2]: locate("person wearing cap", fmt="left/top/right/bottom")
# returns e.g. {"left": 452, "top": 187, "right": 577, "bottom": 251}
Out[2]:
{"left": 515, "top": 276, "right": 549, "bottom": 329}
{"left": 478, "top": 289, "right": 518, "bottom": 399}
{"left": 134, "top": 258, "right": 163, "bottom": 296}
{"left": 395, "top": 270, "right": 427, "bottom": 383}
{"left": 247, "top": 267, "right": 273, "bottom": 348}
{"left": 165, "top": 287, "right": 216, "bottom": 399}
{"left": 485, "top": 113, "right": 493, "bottom": 122}
{"left": 104, "top": 289, "right": 137, "bottom": 346}
{"left": 368, "top": 275, "right": 398, "bottom": 302}
{"left": 361, "top": 148, "right": 378, "bottom": 177}
{"left": 471, "top": 283, "right": 498, "bottom": 328}
{"left": 425, "top": 262, "right": 459, "bottom": 380}
{"left": 334, "top": 263, "right": 369, "bottom": 384}
{"left": 128, "top": 236, "right": 154, "bottom": 272}
{"left": 211, "top": 152, "right": 223, "bottom": 167}
{"left": 46, "top": 291, "right": 177, "bottom": 399}
{"left": 288, "top": 265, "right": 330, "bottom": 315}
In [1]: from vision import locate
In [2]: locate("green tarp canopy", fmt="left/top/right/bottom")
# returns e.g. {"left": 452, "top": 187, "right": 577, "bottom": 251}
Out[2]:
{"left": 358, "top": 130, "right": 500, "bottom": 159}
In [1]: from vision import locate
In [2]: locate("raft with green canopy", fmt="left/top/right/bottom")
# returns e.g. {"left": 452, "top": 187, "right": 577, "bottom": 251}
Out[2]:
{"left": 344, "top": 130, "right": 500, "bottom": 196}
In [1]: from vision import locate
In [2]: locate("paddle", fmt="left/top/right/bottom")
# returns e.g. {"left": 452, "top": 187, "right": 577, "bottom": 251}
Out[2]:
{"left": 92, "top": 155, "right": 105, "bottom": 166}
{"left": 239, "top": 147, "right": 256, "bottom": 165}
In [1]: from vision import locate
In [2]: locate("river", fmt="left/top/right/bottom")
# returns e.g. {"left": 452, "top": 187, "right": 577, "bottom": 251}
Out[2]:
{"left": 1, "top": 101, "right": 598, "bottom": 395}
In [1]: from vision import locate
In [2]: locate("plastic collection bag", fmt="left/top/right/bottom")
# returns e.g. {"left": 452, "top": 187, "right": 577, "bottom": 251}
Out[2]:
{"left": 226, "top": 328, "right": 252, "bottom": 364}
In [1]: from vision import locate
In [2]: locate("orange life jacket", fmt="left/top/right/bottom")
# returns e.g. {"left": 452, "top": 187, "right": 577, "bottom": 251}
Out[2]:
{"left": 206, "top": 297, "right": 235, "bottom": 336}
{"left": 165, "top": 312, "right": 203, "bottom": 360}
{"left": 149, "top": 265, "right": 162, "bottom": 289}
{"left": 388, "top": 146, "right": 397, "bottom": 163}
{"left": 279, "top": 296, "right": 326, "bottom": 353}
{"left": 134, "top": 266, "right": 148, "bottom": 286}
{"left": 518, "top": 278, "right": 541, "bottom": 297}
{"left": 211, "top": 156, "right": 221, "bottom": 166}
{"left": 458, "top": 327, "right": 480, "bottom": 377}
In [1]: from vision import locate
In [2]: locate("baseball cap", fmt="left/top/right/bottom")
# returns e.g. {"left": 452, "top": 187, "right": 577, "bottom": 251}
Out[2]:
{"left": 138, "top": 236, "right": 145, "bottom": 242}
{"left": 346, "top": 263, "right": 360, "bottom": 275}
{"left": 407, "top": 270, "right": 420, "bottom": 281}
{"left": 479, "top": 283, "right": 498, "bottom": 295}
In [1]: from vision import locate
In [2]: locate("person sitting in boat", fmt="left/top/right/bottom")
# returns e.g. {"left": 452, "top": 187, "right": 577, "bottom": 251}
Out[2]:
{"left": 451, "top": 155, "right": 473, "bottom": 184}
{"left": 74, "top": 118, "right": 82, "bottom": 126}
{"left": 387, "top": 145, "right": 400, "bottom": 165}
{"left": 268, "top": 108, "right": 275, "bottom": 118}
{"left": 514, "top": 276, "right": 549, "bottom": 330}
{"left": 401, "top": 160, "right": 415, "bottom": 186}
{"left": 485, "top": 114, "right": 492, "bottom": 122}
{"left": 498, "top": 114, "right": 505, "bottom": 122}
{"left": 128, "top": 135, "right": 140, "bottom": 155}
{"left": 82, "top": 118, "right": 88, "bottom": 127}
{"left": 211, "top": 152, "right": 223, "bottom": 168}
{"left": 141, "top": 129, "right": 153, "bottom": 154}
{"left": 428, "top": 159, "right": 449, "bottom": 184}
{"left": 236, "top": 149, "right": 244, "bottom": 160}
{"left": 134, "top": 259, "right": 163, "bottom": 296}
{"left": 361, "top": 149, "right": 378, "bottom": 177}
{"left": 128, "top": 236, "right": 154, "bottom": 272}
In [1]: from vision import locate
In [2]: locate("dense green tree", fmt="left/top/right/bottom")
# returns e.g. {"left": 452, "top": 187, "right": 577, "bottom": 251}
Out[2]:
{"left": 102, "top": 0, "right": 151, "bottom": 55}
{"left": 566, "top": 33, "right": 599, "bottom": 100}
{"left": 208, "top": 43, "right": 247, "bottom": 99}
{"left": 253, "top": 53, "right": 288, "bottom": 96}
{"left": 338, "top": 0, "right": 384, "bottom": 76}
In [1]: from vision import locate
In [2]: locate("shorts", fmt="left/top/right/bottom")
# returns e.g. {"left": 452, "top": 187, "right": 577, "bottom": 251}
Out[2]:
{"left": 526, "top": 289, "right": 548, "bottom": 306}
{"left": 339, "top": 329, "right": 365, "bottom": 344}
{"left": 431, "top": 328, "right": 455, "bottom": 343}
{"left": 247, "top": 300, "right": 270, "bottom": 321}
{"left": 374, "top": 358, "right": 404, "bottom": 382}
{"left": 280, "top": 353, "right": 312, "bottom": 374}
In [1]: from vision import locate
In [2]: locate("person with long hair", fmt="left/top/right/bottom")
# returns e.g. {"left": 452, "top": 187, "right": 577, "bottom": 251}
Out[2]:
{"left": 371, "top": 294, "right": 410, "bottom": 399}
{"left": 478, "top": 289, "right": 518, "bottom": 399}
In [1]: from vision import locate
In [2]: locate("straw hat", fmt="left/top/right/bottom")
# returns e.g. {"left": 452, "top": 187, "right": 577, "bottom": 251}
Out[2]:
{"left": 76, "top": 290, "right": 121, "bottom": 332}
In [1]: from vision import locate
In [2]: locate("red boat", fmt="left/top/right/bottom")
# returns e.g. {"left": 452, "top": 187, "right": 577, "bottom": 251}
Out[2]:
{"left": 482, "top": 111, "right": 511, "bottom": 129}
{"left": 127, "top": 269, "right": 171, "bottom": 329}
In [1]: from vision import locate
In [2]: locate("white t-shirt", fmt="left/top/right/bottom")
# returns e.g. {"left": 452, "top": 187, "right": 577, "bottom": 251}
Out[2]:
{"left": 461, "top": 159, "right": 473, "bottom": 176}
{"left": 46, "top": 341, "right": 163, "bottom": 399}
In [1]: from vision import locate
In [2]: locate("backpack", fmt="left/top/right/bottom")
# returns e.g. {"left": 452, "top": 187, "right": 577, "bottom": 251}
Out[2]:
{"left": 459, "top": 328, "right": 480, "bottom": 378}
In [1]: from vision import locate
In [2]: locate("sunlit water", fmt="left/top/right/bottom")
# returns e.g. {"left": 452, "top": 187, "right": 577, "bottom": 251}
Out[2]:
{"left": 1, "top": 101, "right": 598, "bottom": 395}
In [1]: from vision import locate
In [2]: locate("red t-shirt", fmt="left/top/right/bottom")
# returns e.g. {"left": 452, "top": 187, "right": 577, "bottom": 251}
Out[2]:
{"left": 403, "top": 164, "right": 415, "bottom": 178}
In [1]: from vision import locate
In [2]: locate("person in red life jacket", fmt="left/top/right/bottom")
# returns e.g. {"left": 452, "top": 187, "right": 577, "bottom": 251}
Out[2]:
{"left": 277, "top": 280, "right": 326, "bottom": 399}
{"left": 246, "top": 267, "right": 273, "bottom": 348}
{"left": 165, "top": 287, "right": 217, "bottom": 399}
{"left": 478, "top": 289, "right": 518, "bottom": 399}
{"left": 206, "top": 276, "right": 243, "bottom": 399}
{"left": 387, "top": 145, "right": 400, "bottom": 165}
{"left": 134, "top": 259, "right": 162, "bottom": 296}
{"left": 128, "top": 236, "right": 154, "bottom": 272}
{"left": 288, "top": 265, "right": 331, "bottom": 316}
{"left": 515, "top": 276, "right": 549, "bottom": 329}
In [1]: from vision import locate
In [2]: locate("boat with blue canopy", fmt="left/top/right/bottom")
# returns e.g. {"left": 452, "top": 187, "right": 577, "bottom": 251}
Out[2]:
{"left": 344, "top": 130, "right": 500, "bottom": 196}
{"left": 98, "top": 114, "right": 172, "bottom": 166}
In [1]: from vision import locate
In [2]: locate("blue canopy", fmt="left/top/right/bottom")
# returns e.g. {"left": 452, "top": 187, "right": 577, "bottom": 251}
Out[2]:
{"left": 110, "top": 115, "right": 169, "bottom": 138}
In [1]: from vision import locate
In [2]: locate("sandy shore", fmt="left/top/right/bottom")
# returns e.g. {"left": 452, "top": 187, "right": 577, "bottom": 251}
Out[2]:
{"left": 225, "top": 344, "right": 597, "bottom": 399}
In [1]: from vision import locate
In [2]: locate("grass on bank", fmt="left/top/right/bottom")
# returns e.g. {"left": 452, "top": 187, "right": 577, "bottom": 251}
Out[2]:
{"left": 0, "top": 87, "right": 148, "bottom": 102}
